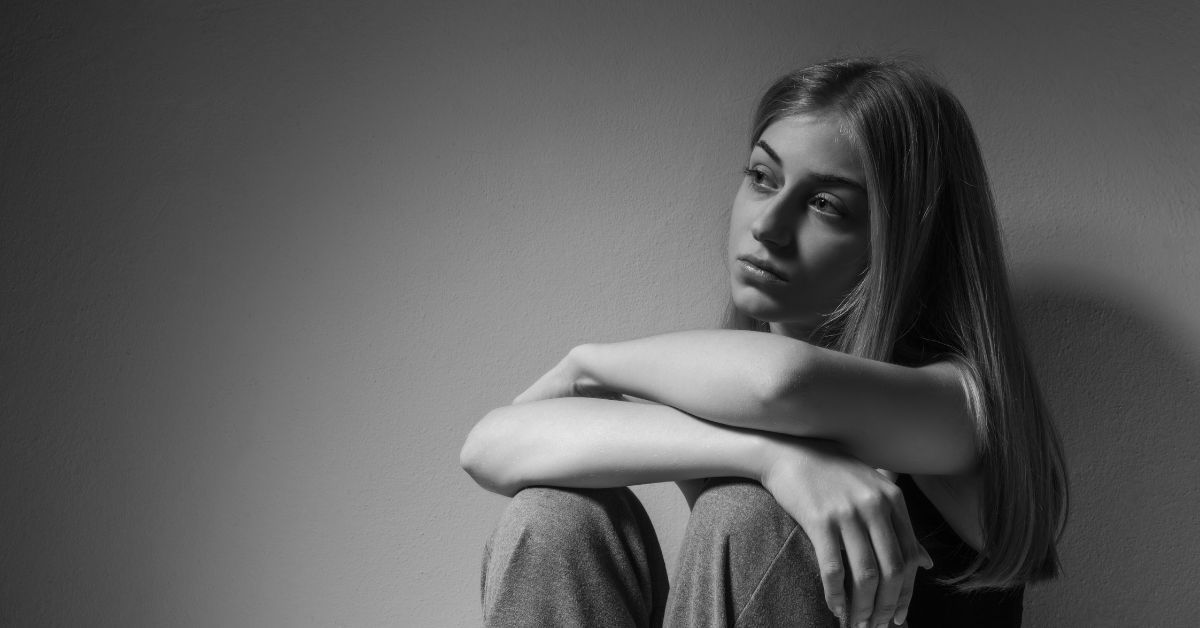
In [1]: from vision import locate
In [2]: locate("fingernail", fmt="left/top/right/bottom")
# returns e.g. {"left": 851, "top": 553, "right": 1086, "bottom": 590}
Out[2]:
{"left": 856, "top": 622, "right": 868, "bottom": 628}
{"left": 894, "top": 611, "right": 907, "bottom": 625}
{"left": 833, "top": 606, "right": 844, "bottom": 620}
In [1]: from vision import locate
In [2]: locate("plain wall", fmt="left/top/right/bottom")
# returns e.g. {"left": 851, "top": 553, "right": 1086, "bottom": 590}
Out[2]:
{"left": 3, "top": 1, "right": 1198, "bottom": 625}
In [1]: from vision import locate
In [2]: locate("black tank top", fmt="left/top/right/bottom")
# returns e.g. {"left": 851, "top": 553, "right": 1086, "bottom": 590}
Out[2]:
{"left": 897, "top": 474, "right": 1025, "bottom": 627}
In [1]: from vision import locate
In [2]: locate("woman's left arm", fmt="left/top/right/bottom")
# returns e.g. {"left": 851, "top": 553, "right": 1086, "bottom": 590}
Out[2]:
{"left": 514, "top": 329, "right": 977, "bottom": 475}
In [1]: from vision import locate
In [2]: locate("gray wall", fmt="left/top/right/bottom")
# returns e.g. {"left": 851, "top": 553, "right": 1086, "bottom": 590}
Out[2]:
{"left": 3, "top": 1, "right": 1198, "bottom": 625}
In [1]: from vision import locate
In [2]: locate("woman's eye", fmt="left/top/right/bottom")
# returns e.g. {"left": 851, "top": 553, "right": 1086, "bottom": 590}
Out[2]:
{"left": 809, "top": 194, "right": 844, "bottom": 217}
{"left": 742, "top": 167, "right": 776, "bottom": 192}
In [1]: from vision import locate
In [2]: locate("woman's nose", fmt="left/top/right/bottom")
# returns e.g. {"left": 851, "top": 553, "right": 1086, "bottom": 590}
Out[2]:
{"left": 750, "top": 200, "right": 794, "bottom": 249}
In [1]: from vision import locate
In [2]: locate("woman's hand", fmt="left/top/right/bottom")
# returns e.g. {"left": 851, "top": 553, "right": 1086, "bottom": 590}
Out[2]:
{"left": 759, "top": 439, "right": 932, "bottom": 628}
{"left": 512, "top": 345, "right": 622, "bottom": 404}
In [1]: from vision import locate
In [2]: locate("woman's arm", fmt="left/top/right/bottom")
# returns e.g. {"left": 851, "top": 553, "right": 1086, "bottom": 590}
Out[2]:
{"left": 460, "top": 397, "right": 770, "bottom": 497}
{"left": 460, "top": 397, "right": 931, "bottom": 627}
{"left": 516, "top": 330, "right": 977, "bottom": 475}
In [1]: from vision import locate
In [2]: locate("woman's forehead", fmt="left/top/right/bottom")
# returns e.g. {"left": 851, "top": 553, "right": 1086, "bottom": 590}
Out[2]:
{"left": 756, "top": 114, "right": 864, "bottom": 180}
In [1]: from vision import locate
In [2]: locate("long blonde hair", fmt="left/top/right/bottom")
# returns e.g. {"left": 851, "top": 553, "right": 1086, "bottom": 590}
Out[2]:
{"left": 725, "top": 58, "right": 1068, "bottom": 590}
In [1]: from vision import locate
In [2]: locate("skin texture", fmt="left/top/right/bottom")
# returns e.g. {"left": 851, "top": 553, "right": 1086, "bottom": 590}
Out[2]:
{"left": 467, "top": 114, "right": 971, "bottom": 628}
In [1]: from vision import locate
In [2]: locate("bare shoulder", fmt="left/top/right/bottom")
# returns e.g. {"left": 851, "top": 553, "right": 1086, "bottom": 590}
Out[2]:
{"left": 912, "top": 358, "right": 969, "bottom": 390}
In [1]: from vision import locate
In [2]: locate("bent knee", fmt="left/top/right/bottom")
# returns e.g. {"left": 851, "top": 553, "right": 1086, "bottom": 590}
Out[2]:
{"left": 676, "top": 480, "right": 828, "bottom": 621}
{"left": 494, "top": 486, "right": 635, "bottom": 547}
{"left": 686, "top": 479, "right": 821, "bottom": 569}
{"left": 689, "top": 479, "right": 794, "bottom": 540}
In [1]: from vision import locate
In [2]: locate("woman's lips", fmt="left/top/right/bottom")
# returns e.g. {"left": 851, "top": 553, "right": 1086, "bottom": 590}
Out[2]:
{"left": 737, "top": 255, "right": 788, "bottom": 283}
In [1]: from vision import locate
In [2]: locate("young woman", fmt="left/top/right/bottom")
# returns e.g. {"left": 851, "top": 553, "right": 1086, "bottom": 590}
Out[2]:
{"left": 461, "top": 57, "right": 1068, "bottom": 628}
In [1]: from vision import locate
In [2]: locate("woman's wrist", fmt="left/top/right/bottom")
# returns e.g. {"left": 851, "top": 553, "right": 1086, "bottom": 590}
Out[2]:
{"left": 749, "top": 432, "right": 789, "bottom": 484}
{"left": 567, "top": 343, "right": 608, "bottom": 394}
{"left": 755, "top": 436, "right": 843, "bottom": 485}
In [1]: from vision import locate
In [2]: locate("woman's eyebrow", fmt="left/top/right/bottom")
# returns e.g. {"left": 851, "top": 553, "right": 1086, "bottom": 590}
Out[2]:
{"left": 756, "top": 139, "right": 867, "bottom": 193}
{"left": 755, "top": 140, "right": 782, "bottom": 165}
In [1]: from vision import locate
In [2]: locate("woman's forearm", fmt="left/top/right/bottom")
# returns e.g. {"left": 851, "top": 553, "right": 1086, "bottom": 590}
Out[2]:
{"left": 568, "top": 330, "right": 977, "bottom": 475}
{"left": 459, "top": 397, "right": 775, "bottom": 497}
{"left": 572, "top": 330, "right": 805, "bottom": 429}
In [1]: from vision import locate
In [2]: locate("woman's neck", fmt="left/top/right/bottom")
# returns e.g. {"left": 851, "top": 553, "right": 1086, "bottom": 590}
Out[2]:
{"left": 769, "top": 321, "right": 817, "bottom": 342}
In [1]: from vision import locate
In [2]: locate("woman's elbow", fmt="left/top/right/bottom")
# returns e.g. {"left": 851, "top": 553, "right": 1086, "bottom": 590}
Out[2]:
{"left": 460, "top": 407, "right": 523, "bottom": 496}
{"left": 945, "top": 431, "right": 983, "bottom": 475}
{"left": 931, "top": 443, "right": 980, "bottom": 476}
{"left": 915, "top": 426, "right": 981, "bottom": 476}
{"left": 758, "top": 342, "right": 820, "bottom": 430}
{"left": 458, "top": 412, "right": 492, "bottom": 476}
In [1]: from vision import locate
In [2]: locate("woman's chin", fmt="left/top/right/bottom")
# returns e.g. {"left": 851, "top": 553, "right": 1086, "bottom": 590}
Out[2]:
{"left": 731, "top": 289, "right": 820, "bottom": 332}
{"left": 732, "top": 283, "right": 786, "bottom": 315}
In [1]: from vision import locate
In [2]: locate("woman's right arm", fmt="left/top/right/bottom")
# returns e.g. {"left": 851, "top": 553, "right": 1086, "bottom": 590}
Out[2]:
{"left": 460, "top": 397, "right": 770, "bottom": 497}
{"left": 460, "top": 397, "right": 931, "bottom": 628}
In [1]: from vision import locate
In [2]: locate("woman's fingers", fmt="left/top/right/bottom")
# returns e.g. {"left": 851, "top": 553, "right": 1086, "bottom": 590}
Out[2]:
{"left": 806, "top": 520, "right": 849, "bottom": 623}
{"left": 512, "top": 370, "right": 556, "bottom": 404}
{"left": 863, "top": 502, "right": 906, "bottom": 628}
{"left": 840, "top": 516, "right": 880, "bottom": 628}
{"left": 511, "top": 355, "right": 583, "bottom": 404}
{"left": 888, "top": 490, "right": 932, "bottom": 568}
{"left": 887, "top": 492, "right": 929, "bottom": 626}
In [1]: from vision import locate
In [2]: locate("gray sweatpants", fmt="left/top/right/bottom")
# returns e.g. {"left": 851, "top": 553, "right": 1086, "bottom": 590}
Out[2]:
{"left": 480, "top": 478, "right": 841, "bottom": 627}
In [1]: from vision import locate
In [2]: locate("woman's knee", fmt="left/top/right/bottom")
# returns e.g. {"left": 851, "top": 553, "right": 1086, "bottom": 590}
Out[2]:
{"left": 492, "top": 486, "right": 638, "bottom": 549}
{"left": 682, "top": 478, "right": 823, "bottom": 582}
{"left": 483, "top": 486, "right": 662, "bottom": 595}
{"left": 483, "top": 487, "right": 668, "bottom": 625}
{"left": 673, "top": 479, "right": 832, "bottom": 625}
{"left": 688, "top": 478, "right": 797, "bottom": 542}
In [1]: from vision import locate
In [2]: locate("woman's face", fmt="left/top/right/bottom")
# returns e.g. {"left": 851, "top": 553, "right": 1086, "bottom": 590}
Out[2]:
{"left": 728, "top": 113, "right": 871, "bottom": 340}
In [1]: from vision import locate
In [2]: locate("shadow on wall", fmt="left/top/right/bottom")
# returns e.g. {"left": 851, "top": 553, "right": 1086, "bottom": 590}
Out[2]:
{"left": 1015, "top": 272, "right": 1200, "bottom": 626}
